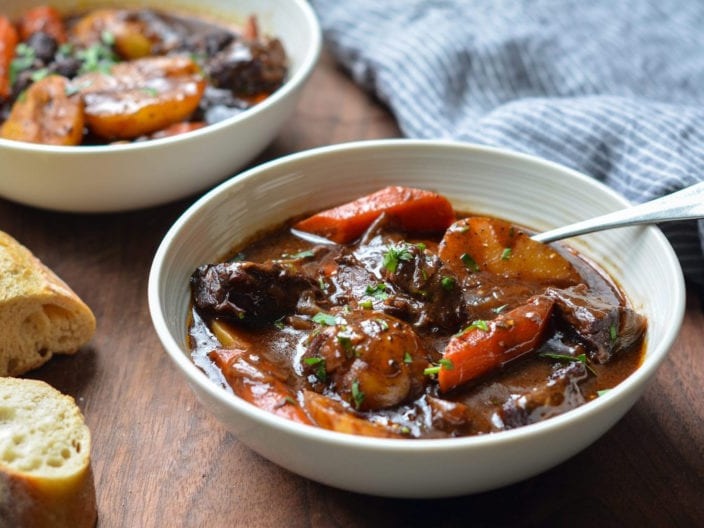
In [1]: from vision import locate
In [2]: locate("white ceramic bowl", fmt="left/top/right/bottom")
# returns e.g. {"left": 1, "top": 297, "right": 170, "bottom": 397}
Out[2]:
{"left": 148, "top": 140, "right": 685, "bottom": 498}
{"left": 0, "top": 0, "right": 321, "bottom": 213}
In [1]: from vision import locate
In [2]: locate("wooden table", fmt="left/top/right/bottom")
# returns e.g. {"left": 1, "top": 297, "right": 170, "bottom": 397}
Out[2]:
{"left": 4, "top": 51, "right": 703, "bottom": 527}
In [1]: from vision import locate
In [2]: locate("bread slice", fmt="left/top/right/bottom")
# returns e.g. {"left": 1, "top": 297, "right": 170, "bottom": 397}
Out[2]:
{"left": 0, "top": 231, "right": 96, "bottom": 376}
{"left": 0, "top": 377, "right": 97, "bottom": 528}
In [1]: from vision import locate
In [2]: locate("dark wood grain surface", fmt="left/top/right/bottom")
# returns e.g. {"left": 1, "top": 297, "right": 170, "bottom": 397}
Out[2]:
{"left": 3, "top": 51, "right": 703, "bottom": 527}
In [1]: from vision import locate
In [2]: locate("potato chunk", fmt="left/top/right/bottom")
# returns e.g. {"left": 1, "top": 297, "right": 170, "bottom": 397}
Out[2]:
{"left": 70, "top": 8, "right": 155, "bottom": 59}
{"left": 438, "top": 217, "right": 581, "bottom": 286}
{"left": 75, "top": 55, "right": 205, "bottom": 140}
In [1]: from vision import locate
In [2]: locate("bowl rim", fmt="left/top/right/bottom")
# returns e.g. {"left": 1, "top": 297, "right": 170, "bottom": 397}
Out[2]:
{"left": 0, "top": 0, "right": 322, "bottom": 154}
{"left": 148, "top": 138, "right": 686, "bottom": 452}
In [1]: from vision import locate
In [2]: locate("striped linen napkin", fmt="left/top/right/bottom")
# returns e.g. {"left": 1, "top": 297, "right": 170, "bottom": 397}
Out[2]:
{"left": 309, "top": 0, "right": 704, "bottom": 285}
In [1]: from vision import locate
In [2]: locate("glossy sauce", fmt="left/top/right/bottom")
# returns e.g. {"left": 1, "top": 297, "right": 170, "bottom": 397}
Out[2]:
{"left": 188, "top": 212, "right": 646, "bottom": 439}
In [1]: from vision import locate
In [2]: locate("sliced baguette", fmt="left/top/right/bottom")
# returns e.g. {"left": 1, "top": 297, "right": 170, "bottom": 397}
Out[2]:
{"left": 0, "top": 377, "right": 97, "bottom": 528}
{"left": 0, "top": 231, "right": 96, "bottom": 376}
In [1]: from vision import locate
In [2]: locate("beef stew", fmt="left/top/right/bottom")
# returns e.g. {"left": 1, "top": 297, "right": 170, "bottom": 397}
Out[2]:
{"left": 188, "top": 186, "right": 647, "bottom": 439}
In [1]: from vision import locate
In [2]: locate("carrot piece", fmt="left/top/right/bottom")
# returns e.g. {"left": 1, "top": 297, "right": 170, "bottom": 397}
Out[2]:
{"left": 293, "top": 186, "right": 455, "bottom": 244}
{"left": 0, "top": 16, "right": 19, "bottom": 99}
{"left": 1, "top": 75, "right": 85, "bottom": 145}
{"left": 18, "top": 6, "right": 67, "bottom": 43}
{"left": 438, "top": 216, "right": 581, "bottom": 286}
{"left": 148, "top": 121, "right": 206, "bottom": 139}
{"left": 209, "top": 348, "right": 313, "bottom": 425}
{"left": 437, "top": 296, "right": 554, "bottom": 392}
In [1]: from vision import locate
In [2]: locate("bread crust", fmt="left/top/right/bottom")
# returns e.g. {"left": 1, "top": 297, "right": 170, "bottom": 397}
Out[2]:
{"left": 0, "top": 231, "right": 96, "bottom": 376}
{"left": 0, "top": 377, "right": 97, "bottom": 528}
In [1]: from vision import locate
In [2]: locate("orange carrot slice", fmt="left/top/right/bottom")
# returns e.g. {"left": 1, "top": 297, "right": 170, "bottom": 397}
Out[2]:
{"left": 293, "top": 186, "right": 455, "bottom": 244}
{"left": 18, "top": 6, "right": 67, "bottom": 43}
{"left": 437, "top": 296, "right": 554, "bottom": 392}
{"left": 0, "top": 16, "right": 18, "bottom": 99}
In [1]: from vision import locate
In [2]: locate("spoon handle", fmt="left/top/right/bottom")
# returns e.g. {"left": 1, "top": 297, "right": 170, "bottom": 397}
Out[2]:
{"left": 532, "top": 181, "right": 704, "bottom": 244}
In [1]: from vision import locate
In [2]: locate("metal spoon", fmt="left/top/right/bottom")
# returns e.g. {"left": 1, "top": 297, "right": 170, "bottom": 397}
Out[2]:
{"left": 532, "top": 181, "right": 704, "bottom": 243}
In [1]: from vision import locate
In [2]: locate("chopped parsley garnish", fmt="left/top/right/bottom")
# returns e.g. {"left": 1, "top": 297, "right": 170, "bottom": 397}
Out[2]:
{"left": 376, "top": 318, "right": 389, "bottom": 331}
{"left": 540, "top": 352, "right": 596, "bottom": 375}
{"left": 609, "top": 323, "right": 618, "bottom": 342}
{"left": 464, "top": 319, "right": 489, "bottom": 333}
{"left": 351, "top": 380, "right": 365, "bottom": 409}
{"left": 440, "top": 276, "right": 456, "bottom": 291}
{"left": 76, "top": 32, "right": 118, "bottom": 74}
{"left": 382, "top": 244, "right": 414, "bottom": 273}
{"left": 365, "top": 282, "right": 389, "bottom": 299}
{"left": 312, "top": 312, "right": 337, "bottom": 326}
{"left": 303, "top": 356, "right": 327, "bottom": 381}
{"left": 9, "top": 43, "right": 36, "bottom": 85}
{"left": 460, "top": 252, "right": 480, "bottom": 272}
{"left": 359, "top": 299, "right": 373, "bottom": 309}
{"left": 501, "top": 247, "right": 512, "bottom": 260}
{"left": 100, "top": 30, "right": 116, "bottom": 46}
{"left": 467, "top": 319, "right": 489, "bottom": 332}
{"left": 424, "top": 358, "right": 454, "bottom": 376}
{"left": 403, "top": 352, "right": 413, "bottom": 364}
{"left": 30, "top": 68, "right": 50, "bottom": 83}
{"left": 304, "top": 356, "right": 324, "bottom": 366}
{"left": 337, "top": 334, "right": 355, "bottom": 355}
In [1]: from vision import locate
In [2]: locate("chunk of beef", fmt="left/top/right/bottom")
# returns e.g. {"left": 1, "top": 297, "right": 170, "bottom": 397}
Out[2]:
{"left": 546, "top": 285, "right": 647, "bottom": 363}
{"left": 25, "top": 31, "right": 58, "bottom": 64}
{"left": 381, "top": 241, "right": 465, "bottom": 331}
{"left": 191, "top": 261, "right": 318, "bottom": 326}
{"left": 498, "top": 361, "right": 589, "bottom": 429}
{"left": 334, "top": 215, "right": 465, "bottom": 332}
{"left": 181, "top": 29, "right": 234, "bottom": 57}
{"left": 205, "top": 37, "right": 287, "bottom": 97}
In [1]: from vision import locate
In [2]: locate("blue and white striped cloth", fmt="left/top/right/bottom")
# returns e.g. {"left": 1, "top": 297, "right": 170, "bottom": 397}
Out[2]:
{"left": 309, "top": 0, "right": 704, "bottom": 285}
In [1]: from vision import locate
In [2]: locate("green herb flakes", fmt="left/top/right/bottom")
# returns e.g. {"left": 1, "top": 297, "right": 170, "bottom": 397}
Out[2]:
{"left": 609, "top": 323, "right": 618, "bottom": 342}
{"left": 351, "top": 380, "right": 365, "bottom": 409}
{"left": 460, "top": 252, "right": 480, "bottom": 272}
{"left": 423, "top": 358, "right": 454, "bottom": 376}
{"left": 382, "top": 244, "right": 414, "bottom": 273}
{"left": 312, "top": 312, "right": 337, "bottom": 326}
{"left": 440, "top": 276, "right": 456, "bottom": 291}
{"left": 465, "top": 320, "right": 489, "bottom": 332}
{"left": 303, "top": 356, "right": 327, "bottom": 381}
{"left": 365, "top": 283, "right": 389, "bottom": 299}
{"left": 540, "top": 352, "right": 596, "bottom": 375}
